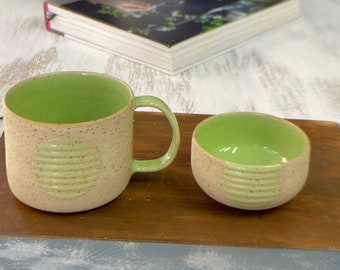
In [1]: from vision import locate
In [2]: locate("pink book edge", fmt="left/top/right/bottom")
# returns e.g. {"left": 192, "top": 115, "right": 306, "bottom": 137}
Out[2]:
{"left": 43, "top": 1, "right": 51, "bottom": 31}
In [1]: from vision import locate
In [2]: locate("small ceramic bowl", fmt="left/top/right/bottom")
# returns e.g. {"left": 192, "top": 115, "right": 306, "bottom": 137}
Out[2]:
{"left": 191, "top": 112, "right": 310, "bottom": 210}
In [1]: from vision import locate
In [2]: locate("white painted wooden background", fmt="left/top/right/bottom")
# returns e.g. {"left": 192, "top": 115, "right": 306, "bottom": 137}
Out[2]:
{"left": 1, "top": 0, "right": 340, "bottom": 134}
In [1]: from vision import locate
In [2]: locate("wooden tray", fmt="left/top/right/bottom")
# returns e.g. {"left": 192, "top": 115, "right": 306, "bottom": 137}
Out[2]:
{"left": 1, "top": 112, "right": 340, "bottom": 251}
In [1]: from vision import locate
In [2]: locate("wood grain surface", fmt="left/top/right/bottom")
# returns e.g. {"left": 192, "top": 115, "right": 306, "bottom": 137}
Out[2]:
{"left": 1, "top": 112, "right": 339, "bottom": 251}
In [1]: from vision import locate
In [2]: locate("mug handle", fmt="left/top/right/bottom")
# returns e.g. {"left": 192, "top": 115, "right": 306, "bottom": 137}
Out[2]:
{"left": 132, "top": 96, "right": 180, "bottom": 173}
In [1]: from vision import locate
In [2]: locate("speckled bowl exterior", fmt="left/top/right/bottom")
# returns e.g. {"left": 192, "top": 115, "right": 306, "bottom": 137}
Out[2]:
{"left": 4, "top": 99, "right": 134, "bottom": 213}
{"left": 191, "top": 113, "right": 310, "bottom": 210}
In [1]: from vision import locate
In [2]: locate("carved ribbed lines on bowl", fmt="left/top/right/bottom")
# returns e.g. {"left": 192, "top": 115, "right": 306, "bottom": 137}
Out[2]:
{"left": 221, "top": 162, "right": 283, "bottom": 208}
{"left": 32, "top": 138, "right": 100, "bottom": 200}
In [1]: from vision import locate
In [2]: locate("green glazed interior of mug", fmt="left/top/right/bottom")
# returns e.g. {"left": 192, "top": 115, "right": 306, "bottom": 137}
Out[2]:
{"left": 195, "top": 113, "right": 308, "bottom": 166}
{"left": 5, "top": 73, "right": 131, "bottom": 124}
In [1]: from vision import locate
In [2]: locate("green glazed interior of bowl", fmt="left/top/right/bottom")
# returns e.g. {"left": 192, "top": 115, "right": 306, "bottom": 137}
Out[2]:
{"left": 5, "top": 73, "right": 131, "bottom": 124}
{"left": 195, "top": 113, "right": 308, "bottom": 166}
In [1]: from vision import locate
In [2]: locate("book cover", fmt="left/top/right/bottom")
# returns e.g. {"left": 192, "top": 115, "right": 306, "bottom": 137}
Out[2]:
{"left": 44, "top": 0, "right": 300, "bottom": 73}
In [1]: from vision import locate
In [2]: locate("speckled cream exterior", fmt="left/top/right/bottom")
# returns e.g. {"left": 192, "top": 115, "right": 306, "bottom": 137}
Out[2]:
{"left": 191, "top": 132, "right": 310, "bottom": 210}
{"left": 3, "top": 100, "right": 134, "bottom": 213}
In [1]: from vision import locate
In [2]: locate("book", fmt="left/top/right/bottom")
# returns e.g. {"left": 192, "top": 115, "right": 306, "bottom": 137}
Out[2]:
{"left": 44, "top": 0, "right": 300, "bottom": 74}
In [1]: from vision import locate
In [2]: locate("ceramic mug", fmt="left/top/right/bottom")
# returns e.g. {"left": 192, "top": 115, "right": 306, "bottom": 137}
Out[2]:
{"left": 3, "top": 72, "right": 180, "bottom": 213}
{"left": 191, "top": 112, "right": 310, "bottom": 210}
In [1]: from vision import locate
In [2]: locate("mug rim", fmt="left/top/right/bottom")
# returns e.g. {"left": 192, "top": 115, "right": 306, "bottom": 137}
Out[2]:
{"left": 192, "top": 112, "right": 311, "bottom": 168}
{"left": 3, "top": 71, "right": 134, "bottom": 127}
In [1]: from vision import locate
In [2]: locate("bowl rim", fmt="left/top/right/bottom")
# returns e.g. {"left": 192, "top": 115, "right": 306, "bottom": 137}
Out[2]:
{"left": 191, "top": 112, "right": 311, "bottom": 168}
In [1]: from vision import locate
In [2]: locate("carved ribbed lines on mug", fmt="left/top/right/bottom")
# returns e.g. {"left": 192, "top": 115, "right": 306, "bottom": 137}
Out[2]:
{"left": 32, "top": 138, "right": 100, "bottom": 200}
{"left": 221, "top": 162, "right": 283, "bottom": 208}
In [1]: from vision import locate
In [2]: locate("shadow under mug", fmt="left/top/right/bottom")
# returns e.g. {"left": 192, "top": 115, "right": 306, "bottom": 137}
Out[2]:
{"left": 3, "top": 72, "right": 180, "bottom": 213}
